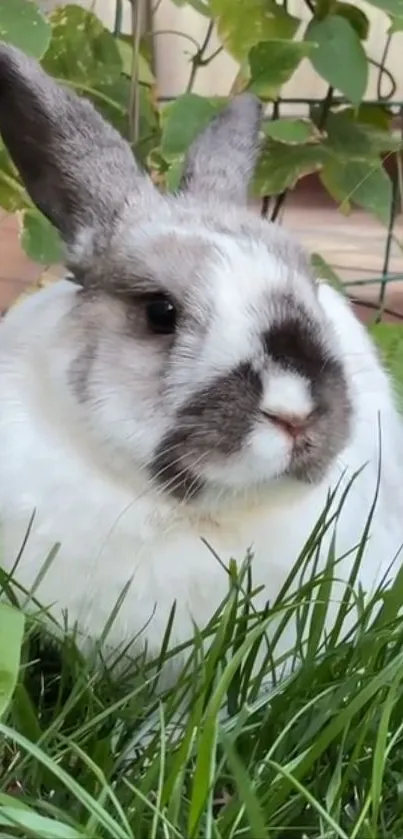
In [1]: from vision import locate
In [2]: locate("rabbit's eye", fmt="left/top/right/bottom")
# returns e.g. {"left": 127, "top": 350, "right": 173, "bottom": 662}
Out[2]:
{"left": 145, "top": 294, "right": 177, "bottom": 335}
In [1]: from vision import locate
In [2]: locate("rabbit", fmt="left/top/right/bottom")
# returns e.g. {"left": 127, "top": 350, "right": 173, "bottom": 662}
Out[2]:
{"left": 0, "top": 42, "right": 402, "bottom": 680}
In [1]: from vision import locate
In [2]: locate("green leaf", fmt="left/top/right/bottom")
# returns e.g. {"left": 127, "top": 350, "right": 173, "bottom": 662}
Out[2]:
{"left": 344, "top": 160, "right": 393, "bottom": 224}
{"left": 322, "top": 109, "right": 400, "bottom": 160}
{"left": 0, "top": 0, "right": 51, "bottom": 58}
{"left": 306, "top": 15, "right": 368, "bottom": 105}
{"left": 370, "top": 323, "right": 403, "bottom": 401}
{"left": 210, "top": 0, "right": 300, "bottom": 61}
{"left": 42, "top": 5, "right": 122, "bottom": 85}
{"left": 116, "top": 37, "right": 155, "bottom": 85}
{"left": 160, "top": 94, "right": 222, "bottom": 160}
{"left": 166, "top": 157, "right": 186, "bottom": 192}
{"left": 254, "top": 140, "right": 329, "bottom": 196}
{"left": 248, "top": 40, "right": 315, "bottom": 97}
{"left": 311, "top": 253, "right": 344, "bottom": 291}
{"left": 0, "top": 144, "right": 28, "bottom": 213}
{"left": 0, "top": 604, "right": 24, "bottom": 719}
{"left": 320, "top": 158, "right": 392, "bottom": 224}
{"left": 323, "top": 110, "right": 373, "bottom": 158}
{"left": 353, "top": 103, "right": 393, "bottom": 131}
{"left": 334, "top": 2, "right": 370, "bottom": 39}
{"left": 388, "top": 14, "right": 403, "bottom": 31}
{"left": 264, "top": 118, "right": 321, "bottom": 145}
{"left": 19, "top": 209, "right": 63, "bottom": 265}
{"left": 320, "top": 162, "right": 352, "bottom": 212}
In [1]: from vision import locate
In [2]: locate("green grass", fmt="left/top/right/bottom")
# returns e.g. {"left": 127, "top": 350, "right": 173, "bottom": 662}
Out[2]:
{"left": 1, "top": 490, "right": 403, "bottom": 837}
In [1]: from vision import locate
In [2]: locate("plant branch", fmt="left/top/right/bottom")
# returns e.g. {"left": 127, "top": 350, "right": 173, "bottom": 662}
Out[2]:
{"left": 376, "top": 32, "right": 394, "bottom": 101}
{"left": 186, "top": 20, "right": 215, "bottom": 93}
{"left": 261, "top": 100, "right": 280, "bottom": 218}
{"left": 303, "top": 0, "right": 316, "bottom": 13}
{"left": 204, "top": 46, "right": 224, "bottom": 65}
{"left": 317, "top": 86, "right": 334, "bottom": 131}
{"left": 152, "top": 30, "right": 200, "bottom": 51}
{"left": 129, "top": 0, "right": 145, "bottom": 145}
{"left": 270, "top": 191, "right": 288, "bottom": 222}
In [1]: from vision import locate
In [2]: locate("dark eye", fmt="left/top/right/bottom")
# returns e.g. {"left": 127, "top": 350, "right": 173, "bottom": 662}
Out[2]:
{"left": 145, "top": 295, "right": 177, "bottom": 335}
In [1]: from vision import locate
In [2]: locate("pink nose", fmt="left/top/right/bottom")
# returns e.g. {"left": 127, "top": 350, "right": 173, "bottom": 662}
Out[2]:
{"left": 262, "top": 411, "right": 313, "bottom": 439}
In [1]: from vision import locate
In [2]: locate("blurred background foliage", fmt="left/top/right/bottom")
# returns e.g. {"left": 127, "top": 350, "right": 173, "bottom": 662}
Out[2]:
{"left": 0, "top": 0, "right": 402, "bottom": 382}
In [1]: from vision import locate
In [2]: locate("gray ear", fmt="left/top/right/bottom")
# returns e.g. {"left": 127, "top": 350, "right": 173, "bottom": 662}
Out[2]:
{"left": 0, "top": 43, "right": 154, "bottom": 258}
{"left": 179, "top": 93, "right": 263, "bottom": 205}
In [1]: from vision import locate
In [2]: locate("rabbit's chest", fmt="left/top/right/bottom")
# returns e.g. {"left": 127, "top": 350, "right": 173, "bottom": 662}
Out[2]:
{"left": 0, "top": 384, "right": 398, "bottom": 660}
{"left": 0, "top": 411, "right": 305, "bottom": 654}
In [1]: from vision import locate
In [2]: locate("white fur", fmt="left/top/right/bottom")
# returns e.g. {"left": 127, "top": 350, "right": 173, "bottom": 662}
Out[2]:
{"left": 0, "top": 269, "right": 402, "bottom": 676}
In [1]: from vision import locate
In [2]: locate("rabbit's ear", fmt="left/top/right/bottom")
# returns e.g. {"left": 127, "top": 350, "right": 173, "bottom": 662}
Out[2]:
{"left": 0, "top": 43, "right": 155, "bottom": 259}
{"left": 179, "top": 93, "right": 263, "bottom": 205}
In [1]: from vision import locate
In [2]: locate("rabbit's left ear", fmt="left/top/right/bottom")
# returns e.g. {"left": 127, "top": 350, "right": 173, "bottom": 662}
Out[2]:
{"left": 179, "top": 93, "right": 263, "bottom": 205}
{"left": 0, "top": 43, "right": 157, "bottom": 263}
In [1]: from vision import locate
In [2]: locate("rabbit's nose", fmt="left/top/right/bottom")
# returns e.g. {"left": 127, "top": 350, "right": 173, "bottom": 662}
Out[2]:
{"left": 262, "top": 410, "right": 314, "bottom": 439}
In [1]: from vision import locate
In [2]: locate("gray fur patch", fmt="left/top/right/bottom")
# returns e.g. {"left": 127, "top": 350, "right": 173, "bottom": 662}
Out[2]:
{"left": 151, "top": 363, "right": 262, "bottom": 500}
{"left": 0, "top": 43, "right": 155, "bottom": 259}
{"left": 151, "top": 310, "right": 351, "bottom": 499}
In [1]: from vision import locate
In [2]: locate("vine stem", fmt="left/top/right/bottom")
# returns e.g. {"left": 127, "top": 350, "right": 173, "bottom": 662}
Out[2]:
{"left": 186, "top": 20, "right": 215, "bottom": 93}
{"left": 377, "top": 32, "right": 393, "bottom": 101}
{"left": 129, "top": 0, "right": 145, "bottom": 145}
{"left": 261, "top": 100, "right": 280, "bottom": 218}
{"left": 317, "top": 85, "right": 334, "bottom": 130}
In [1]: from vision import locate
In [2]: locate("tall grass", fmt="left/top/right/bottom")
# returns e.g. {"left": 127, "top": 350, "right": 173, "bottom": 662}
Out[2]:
{"left": 0, "top": 488, "right": 403, "bottom": 837}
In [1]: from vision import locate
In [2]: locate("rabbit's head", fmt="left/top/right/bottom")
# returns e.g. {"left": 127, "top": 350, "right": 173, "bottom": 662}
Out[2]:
{"left": 0, "top": 44, "right": 351, "bottom": 505}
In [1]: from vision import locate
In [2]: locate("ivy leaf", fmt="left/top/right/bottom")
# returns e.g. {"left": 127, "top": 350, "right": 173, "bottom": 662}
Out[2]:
{"left": 254, "top": 141, "right": 330, "bottom": 196}
{"left": 388, "top": 15, "right": 403, "bottom": 31}
{"left": 116, "top": 37, "right": 155, "bottom": 85}
{"left": 19, "top": 209, "right": 63, "bottom": 265}
{"left": 210, "top": 0, "right": 300, "bottom": 61}
{"left": 370, "top": 323, "right": 403, "bottom": 403}
{"left": 264, "top": 118, "right": 322, "bottom": 145}
{"left": 0, "top": 0, "right": 51, "bottom": 59}
{"left": 160, "top": 94, "right": 222, "bottom": 160}
{"left": 347, "top": 103, "right": 393, "bottom": 131}
{"left": 42, "top": 5, "right": 122, "bottom": 85}
{"left": 320, "top": 158, "right": 392, "bottom": 224}
{"left": 306, "top": 16, "right": 368, "bottom": 106}
{"left": 334, "top": 2, "right": 370, "bottom": 39}
{"left": 320, "top": 163, "right": 352, "bottom": 213}
{"left": 248, "top": 40, "right": 315, "bottom": 97}
{"left": 166, "top": 157, "right": 186, "bottom": 192}
{"left": 322, "top": 109, "right": 401, "bottom": 160}
{"left": 0, "top": 604, "right": 24, "bottom": 719}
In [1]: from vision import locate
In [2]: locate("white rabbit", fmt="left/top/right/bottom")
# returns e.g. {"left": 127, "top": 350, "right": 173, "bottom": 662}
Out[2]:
{"left": 0, "top": 44, "right": 402, "bottom": 675}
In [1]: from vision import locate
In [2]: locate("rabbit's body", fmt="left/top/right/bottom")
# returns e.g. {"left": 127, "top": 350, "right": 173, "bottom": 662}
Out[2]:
{"left": 0, "top": 273, "right": 401, "bottom": 663}
{"left": 0, "top": 43, "right": 402, "bottom": 671}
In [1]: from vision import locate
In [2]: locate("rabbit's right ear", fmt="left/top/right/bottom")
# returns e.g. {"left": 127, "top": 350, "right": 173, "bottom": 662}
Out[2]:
{"left": 0, "top": 43, "right": 156, "bottom": 263}
{"left": 179, "top": 93, "right": 263, "bottom": 205}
